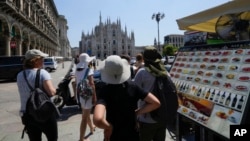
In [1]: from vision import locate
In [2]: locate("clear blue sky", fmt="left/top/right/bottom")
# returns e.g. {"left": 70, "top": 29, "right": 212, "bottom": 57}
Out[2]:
{"left": 54, "top": 0, "right": 230, "bottom": 47}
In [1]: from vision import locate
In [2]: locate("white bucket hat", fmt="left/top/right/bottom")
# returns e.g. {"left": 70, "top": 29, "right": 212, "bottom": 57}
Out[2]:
{"left": 25, "top": 49, "right": 48, "bottom": 60}
{"left": 76, "top": 53, "right": 96, "bottom": 68}
{"left": 100, "top": 55, "right": 130, "bottom": 84}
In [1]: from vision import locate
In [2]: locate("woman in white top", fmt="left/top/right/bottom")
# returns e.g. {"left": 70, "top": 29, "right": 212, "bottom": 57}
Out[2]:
{"left": 17, "top": 49, "right": 58, "bottom": 141}
{"left": 75, "top": 53, "right": 97, "bottom": 141}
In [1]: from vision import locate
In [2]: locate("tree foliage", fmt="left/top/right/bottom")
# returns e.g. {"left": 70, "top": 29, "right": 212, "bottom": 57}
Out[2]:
{"left": 162, "top": 45, "right": 178, "bottom": 56}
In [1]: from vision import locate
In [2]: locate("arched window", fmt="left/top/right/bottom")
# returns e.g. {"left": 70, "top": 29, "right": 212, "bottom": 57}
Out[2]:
{"left": 11, "top": 27, "right": 16, "bottom": 37}
{"left": 24, "top": 1, "right": 29, "bottom": 16}
{"left": 0, "top": 21, "right": 2, "bottom": 33}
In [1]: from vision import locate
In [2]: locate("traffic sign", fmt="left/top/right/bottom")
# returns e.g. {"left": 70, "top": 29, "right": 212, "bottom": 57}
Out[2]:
{"left": 10, "top": 41, "right": 16, "bottom": 48}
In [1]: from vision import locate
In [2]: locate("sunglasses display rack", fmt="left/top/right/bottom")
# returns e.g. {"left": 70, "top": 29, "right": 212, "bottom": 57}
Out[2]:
{"left": 170, "top": 41, "right": 250, "bottom": 140}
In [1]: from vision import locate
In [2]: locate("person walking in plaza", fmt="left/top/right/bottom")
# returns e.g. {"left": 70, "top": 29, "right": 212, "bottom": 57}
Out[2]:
{"left": 74, "top": 54, "right": 80, "bottom": 64}
{"left": 134, "top": 46, "right": 170, "bottom": 141}
{"left": 72, "top": 54, "right": 80, "bottom": 101}
{"left": 75, "top": 53, "right": 97, "bottom": 141}
{"left": 120, "top": 54, "right": 135, "bottom": 80}
{"left": 134, "top": 53, "right": 144, "bottom": 75}
{"left": 17, "top": 49, "right": 58, "bottom": 141}
{"left": 93, "top": 55, "right": 160, "bottom": 141}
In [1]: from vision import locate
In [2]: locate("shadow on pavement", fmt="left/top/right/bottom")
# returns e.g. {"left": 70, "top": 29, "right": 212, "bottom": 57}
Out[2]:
{"left": 57, "top": 106, "right": 81, "bottom": 121}
{"left": 0, "top": 79, "right": 16, "bottom": 83}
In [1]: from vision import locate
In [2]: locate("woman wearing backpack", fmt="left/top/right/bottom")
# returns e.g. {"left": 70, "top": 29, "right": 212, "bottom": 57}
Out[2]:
{"left": 17, "top": 49, "right": 58, "bottom": 141}
{"left": 75, "top": 53, "right": 97, "bottom": 141}
{"left": 93, "top": 55, "right": 160, "bottom": 141}
{"left": 134, "top": 46, "right": 171, "bottom": 141}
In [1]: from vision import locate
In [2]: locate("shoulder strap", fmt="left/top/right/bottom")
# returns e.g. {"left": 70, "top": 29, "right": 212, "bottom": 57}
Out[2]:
{"left": 35, "top": 69, "right": 41, "bottom": 88}
{"left": 23, "top": 69, "right": 41, "bottom": 90}
{"left": 82, "top": 68, "right": 90, "bottom": 80}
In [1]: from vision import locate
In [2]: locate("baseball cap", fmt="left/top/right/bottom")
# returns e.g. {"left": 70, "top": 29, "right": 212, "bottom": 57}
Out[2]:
{"left": 25, "top": 49, "right": 48, "bottom": 60}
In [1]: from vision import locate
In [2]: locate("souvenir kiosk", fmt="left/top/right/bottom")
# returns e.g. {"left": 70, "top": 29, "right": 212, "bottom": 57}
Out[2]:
{"left": 174, "top": 0, "right": 250, "bottom": 140}
{"left": 171, "top": 40, "right": 250, "bottom": 141}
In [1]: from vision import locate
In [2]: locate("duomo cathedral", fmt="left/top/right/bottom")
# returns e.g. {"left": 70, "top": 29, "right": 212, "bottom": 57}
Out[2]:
{"left": 79, "top": 14, "right": 135, "bottom": 60}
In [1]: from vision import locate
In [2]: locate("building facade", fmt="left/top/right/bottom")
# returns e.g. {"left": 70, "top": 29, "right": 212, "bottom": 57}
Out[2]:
{"left": 0, "top": 0, "right": 70, "bottom": 58}
{"left": 58, "top": 15, "right": 71, "bottom": 58}
{"left": 164, "top": 34, "right": 184, "bottom": 48}
{"left": 71, "top": 47, "right": 79, "bottom": 58}
{"left": 79, "top": 14, "right": 135, "bottom": 60}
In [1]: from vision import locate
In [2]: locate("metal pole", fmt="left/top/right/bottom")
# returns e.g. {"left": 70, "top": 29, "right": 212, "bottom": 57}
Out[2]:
{"left": 157, "top": 20, "right": 160, "bottom": 51}
{"left": 152, "top": 12, "right": 164, "bottom": 52}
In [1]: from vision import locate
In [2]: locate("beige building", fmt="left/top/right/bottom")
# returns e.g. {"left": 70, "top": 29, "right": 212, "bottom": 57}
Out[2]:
{"left": 133, "top": 46, "right": 145, "bottom": 57}
{"left": 58, "top": 15, "right": 71, "bottom": 58}
{"left": 0, "top": 0, "right": 70, "bottom": 58}
{"left": 79, "top": 14, "right": 135, "bottom": 60}
{"left": 164, "top": 34, "right": 184, "bottom": 48}
{"left": 71, "top": 47, "right": 79, "bottom": 58}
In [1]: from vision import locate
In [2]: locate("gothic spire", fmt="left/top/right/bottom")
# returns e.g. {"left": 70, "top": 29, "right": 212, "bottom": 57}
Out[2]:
{"left": 131, "top": 31, "right": 134, "bottom": 40}
{"left": 154, "top": 38, "right": 157, "bottom": 46}
{"left": 81, "top": 31, "right": 85, "bottom": 38}
{"left": 99, "top": 11, "right": 102, "bottom": 25}
{"left": 125, "top": 25, "right": 127, "bottom": 35}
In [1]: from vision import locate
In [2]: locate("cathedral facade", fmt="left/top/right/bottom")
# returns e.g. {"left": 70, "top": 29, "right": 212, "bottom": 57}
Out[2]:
{"left": 79, "top": 14, "right": 135, "bottom": 60}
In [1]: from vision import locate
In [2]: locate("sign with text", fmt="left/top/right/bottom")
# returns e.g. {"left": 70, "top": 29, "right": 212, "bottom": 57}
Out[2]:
{"left": 173, "top": 42, "right": 250, "bottom": 139}
{"left": 230, "top": 124, "right": 250, "bottom": 140}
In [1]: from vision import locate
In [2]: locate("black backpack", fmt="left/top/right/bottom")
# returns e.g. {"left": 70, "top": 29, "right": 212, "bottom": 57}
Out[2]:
{"left": 23, "top": 69, "right": 60, "bottom": 122}
{"left": 150, "top": 75, "right": 178, "bottom": 130}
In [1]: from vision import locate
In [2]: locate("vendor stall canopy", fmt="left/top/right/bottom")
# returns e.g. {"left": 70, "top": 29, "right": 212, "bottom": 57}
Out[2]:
{"left": 176, "top": 0, "right": 250, "bottom": 41}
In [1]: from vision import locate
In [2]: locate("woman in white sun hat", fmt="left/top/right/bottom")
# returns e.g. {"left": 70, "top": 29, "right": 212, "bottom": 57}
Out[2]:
{"left": 93, "top": 55, "right": 160, "bottom": 141}
{"left": 75, "top": 53, "right": 97, "bottom": 141}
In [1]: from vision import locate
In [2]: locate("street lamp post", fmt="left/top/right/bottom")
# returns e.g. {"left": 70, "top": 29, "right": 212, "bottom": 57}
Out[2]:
{"left": 152, "top": 12, "right": 165, "bottom": 51}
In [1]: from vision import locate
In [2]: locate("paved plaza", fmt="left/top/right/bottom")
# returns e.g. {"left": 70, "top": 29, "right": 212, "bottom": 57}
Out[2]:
{"left": 0, "top": 61, "right": 180, "bottom": 141}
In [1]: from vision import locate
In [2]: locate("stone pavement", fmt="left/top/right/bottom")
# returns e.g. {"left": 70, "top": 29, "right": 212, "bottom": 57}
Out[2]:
{"left": 0, "top": 60, "right": 178, "bottom": 141}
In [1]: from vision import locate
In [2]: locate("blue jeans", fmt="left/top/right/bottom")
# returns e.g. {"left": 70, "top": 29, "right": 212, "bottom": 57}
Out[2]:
{"left": 139, "top": 122, "right": 166, "bottom": 141}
